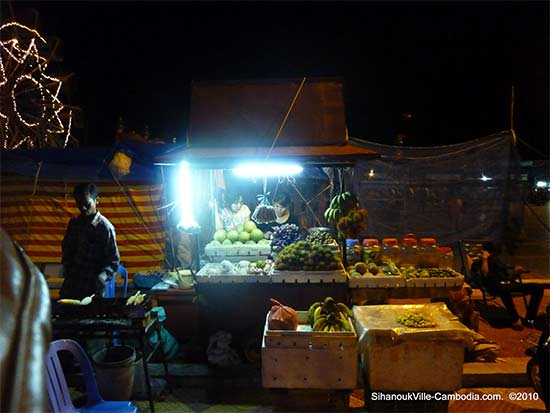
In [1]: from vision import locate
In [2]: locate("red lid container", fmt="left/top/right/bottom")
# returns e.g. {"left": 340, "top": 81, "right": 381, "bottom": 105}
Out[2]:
{"left": 362, "top": 238, "right": 379, "bottom": 247}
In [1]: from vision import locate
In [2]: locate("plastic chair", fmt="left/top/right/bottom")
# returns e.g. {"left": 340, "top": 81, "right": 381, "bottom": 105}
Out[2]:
{"left": 46, "top": 339, "right": 137, "bottom": 413}
{"left": 105, "top": 264, "right": 129, "bottom": 298}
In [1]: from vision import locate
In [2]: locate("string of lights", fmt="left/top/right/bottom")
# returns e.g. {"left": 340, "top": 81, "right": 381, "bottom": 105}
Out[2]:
{"left": 0, "top": 21, "right": 75, "bottom": 149}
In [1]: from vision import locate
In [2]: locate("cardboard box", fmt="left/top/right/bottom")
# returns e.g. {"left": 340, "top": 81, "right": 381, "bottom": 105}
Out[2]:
{"left": 262, "top": 311, "right": 358, "bottom": 389}
{"left": 353, "top": 303, "right": 472, "bottom": 391}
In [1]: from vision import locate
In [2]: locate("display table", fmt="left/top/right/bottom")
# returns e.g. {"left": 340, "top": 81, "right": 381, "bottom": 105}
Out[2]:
{"left": 150, "top": 288, "right": 199, "bottom": 345}
{"left": 348, "top": 274, "right": 465, "bottom": 305}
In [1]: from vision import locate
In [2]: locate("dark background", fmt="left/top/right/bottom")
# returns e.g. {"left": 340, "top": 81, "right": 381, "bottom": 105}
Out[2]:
{"left": 3, "top": 1, "right": 548, "bottom": 158}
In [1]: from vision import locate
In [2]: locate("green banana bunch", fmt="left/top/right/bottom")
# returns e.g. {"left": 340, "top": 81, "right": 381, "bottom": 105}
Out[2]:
{"left": 308, "top": 296, "right": 354, "bottom": 332}
{"left": 324, "top": 192, "right": 359, "bottom": 224}
{"left": 307, "top": 301, "right": 322, "bottom": 325}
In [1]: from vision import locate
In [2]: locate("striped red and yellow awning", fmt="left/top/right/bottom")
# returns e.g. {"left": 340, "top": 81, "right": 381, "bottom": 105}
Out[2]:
{"left": 0, "top": 178, "right": 166, "bottom": 276}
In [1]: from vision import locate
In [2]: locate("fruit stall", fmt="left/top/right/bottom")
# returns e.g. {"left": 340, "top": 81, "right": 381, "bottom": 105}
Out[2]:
{"left": 152, "top": 78, "right": 474, "bottom": 410}
{"left": 155, "top": 78, "right": 468, "bottom": 355}
{"left": 154, "top": 78, "right": 379, "bottom": 358}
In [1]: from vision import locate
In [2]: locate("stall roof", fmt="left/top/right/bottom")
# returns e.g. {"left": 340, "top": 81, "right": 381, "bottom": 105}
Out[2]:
{"left": 156, "top": 77, "right": 378, "bottom": 168}
{"left": 187, "top": 77, "right": 349, "bottom": 148}
{"left": 155, "top": 139, "right": 378, "bottom": 168}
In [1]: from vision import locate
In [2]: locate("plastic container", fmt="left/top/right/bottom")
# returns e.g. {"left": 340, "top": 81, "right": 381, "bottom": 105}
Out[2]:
{"left": 438, "top": 246, "right": 454, "bottom": 269}
{"left": 93, "top": 345, "right": 136, "bottom": 400}
{"left": 345, "top": 239, "right": 362, "bottom": 265}
{"left": 417, "top": 238, "right": 439, "bottom": 268}
{"left": 362, "top": 238, "right": 380, "bottom": 261}
{"left": 380, "top": 238, "right": 400, "bottom": 263}
{"left": 399, "top": 238, "right": 418, "bottom": 268}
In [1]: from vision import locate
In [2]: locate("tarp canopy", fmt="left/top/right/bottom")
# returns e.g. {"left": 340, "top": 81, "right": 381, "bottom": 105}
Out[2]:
{"left": 1, "top": 141, "right": 182, "bottom": 181}
{"left": 350, "top": 130, "right": 524, "bottom": 248}
{"left": 0, "top": 141, "right": 182, "bottom": 275}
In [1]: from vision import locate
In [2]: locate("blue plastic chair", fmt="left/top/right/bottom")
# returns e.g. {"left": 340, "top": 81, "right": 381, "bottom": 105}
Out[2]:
{"left": 105, "top": 265, "right": 128, "bottom": 298}
{"left": 46, "top": 339, "right": 137, "bottom": 413}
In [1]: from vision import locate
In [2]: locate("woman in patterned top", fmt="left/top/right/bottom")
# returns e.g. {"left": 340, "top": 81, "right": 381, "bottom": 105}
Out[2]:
{"left": 215, "top": 188, "right": 251, "bottom": 232}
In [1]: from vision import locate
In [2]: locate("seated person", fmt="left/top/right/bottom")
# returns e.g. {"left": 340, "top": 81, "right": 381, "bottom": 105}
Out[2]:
{"left": 258, "top": 191, "right": 299, "bottom": 235}
{"left": 478, "top": 242, "right": 544, "bottom": 330}
{"left": 215, "top": 188, "right": 251, "bottom": 232}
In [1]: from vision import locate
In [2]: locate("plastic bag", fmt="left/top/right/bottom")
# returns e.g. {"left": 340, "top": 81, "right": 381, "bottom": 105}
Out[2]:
{"left": 207, "top": 331, "right": 241, "bottom": 367}
{"left": 268, "top": 298, "right": 298, "bottom": 330}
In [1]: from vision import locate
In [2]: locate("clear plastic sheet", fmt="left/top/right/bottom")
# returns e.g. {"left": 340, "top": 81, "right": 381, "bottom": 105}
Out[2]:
{"left": 352, "top": 302, "right": 473, "bottom": 353}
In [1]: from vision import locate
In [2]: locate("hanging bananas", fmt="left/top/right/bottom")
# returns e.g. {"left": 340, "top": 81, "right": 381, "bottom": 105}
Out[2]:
{"left": 324, "top": 192, "right": 360, "bottom": 224}
{"left": 307, "top": 296, "right": 354, "bottom": 332}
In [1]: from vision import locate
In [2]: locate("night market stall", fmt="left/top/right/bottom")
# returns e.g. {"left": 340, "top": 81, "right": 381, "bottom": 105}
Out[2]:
{"left": 155, "top": 78, "right": 481, "bottom": 410}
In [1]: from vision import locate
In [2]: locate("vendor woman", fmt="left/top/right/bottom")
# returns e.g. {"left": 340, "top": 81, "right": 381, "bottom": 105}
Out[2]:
{"left": 215, "top": 188, "right": 251, "bottom": 231}
{"left": 258, "top": 191, "right": 299, "bottom": 233}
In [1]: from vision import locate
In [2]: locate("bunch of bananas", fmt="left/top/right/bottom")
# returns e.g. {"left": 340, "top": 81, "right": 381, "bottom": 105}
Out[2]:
{"left": 308, "top": 296, "right": 354, "bottom": 332}
{"left": 324, "top": 192, "right": 359, "bottom": 224}
{"left": 126, "top": 290, "right": 146, "bottom": 306}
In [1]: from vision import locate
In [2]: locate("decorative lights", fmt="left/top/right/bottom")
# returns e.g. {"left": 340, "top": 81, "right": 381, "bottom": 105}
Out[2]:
{"left": 0, "top": 21, "right": 75, "bottom": 149}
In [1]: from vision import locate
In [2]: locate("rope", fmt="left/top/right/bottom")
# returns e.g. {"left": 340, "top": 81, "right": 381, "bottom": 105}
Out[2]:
{"left": 266, "top": 77, "right": 306, "bottom": 160}
{"left": 160, "top": 165, "right": 177, "bottom": 270}
{"left": 523, "top": 200, "right": 550, "bottom": 232}
{"left": 288, "top": 180, "right": 323, "bottom": 227}
{"left": 111, "top": 171, "right": 168, "bottom": 265}
{"left": 23, "top": 161, "right": 43, "bottom": 247}
{"left": 516, "top": 136, "right": 548, "bottom": 159}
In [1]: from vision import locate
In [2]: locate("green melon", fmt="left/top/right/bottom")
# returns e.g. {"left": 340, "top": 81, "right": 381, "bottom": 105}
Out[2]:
{"left": 227, "top": 230, "right": 239, "bottom": 242}
{"left": 213, "top": 230, "right": 227, "bottom": 243}
{"left": 238, "top": 231, "right": 250, "bottom": 243}
{"left": 250, "top": 228, "right": 264, "bottom": 242}
{"left": 243, "top": 221, "right": 257, "bottom": 233}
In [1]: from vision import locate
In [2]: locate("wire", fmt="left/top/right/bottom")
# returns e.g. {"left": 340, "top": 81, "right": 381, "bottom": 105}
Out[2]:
{"left": 516, "top": 136, "right": 548, "bottom": 159}
{"left": 266, "top": 77, "right": 306, "bottom": 160}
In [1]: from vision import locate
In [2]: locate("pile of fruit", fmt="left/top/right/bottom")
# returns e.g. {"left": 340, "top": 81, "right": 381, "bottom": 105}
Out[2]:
{"left": 305, "top": 229, "right": 337, "bottom": 245}
{"left": 274, "top": 241, "right": 342, "bottom": 271}
{"left": 308, "top": 297, "right": 354, "bottom": 332}
{"left": 247, "top": 259, "right": 273, "bottom": 275}
{"left": 401, "top": 267, "right": 460, "bottom": 279}
{"left": 396, "top": 313, "right": 435, "bottom": 328}
{"left": 270, "top": 223, "right": 301, "bottom": 249}
{"left": 208, "top": 221, "right": 269, "bottom": 247}
{"left": 348, "top": 256, "right": 400, "bottom": 278}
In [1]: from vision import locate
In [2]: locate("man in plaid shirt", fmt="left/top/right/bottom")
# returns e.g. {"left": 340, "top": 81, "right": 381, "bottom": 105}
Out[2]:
{"left": 59, "top": 183, "right": 120, "bottom": 300}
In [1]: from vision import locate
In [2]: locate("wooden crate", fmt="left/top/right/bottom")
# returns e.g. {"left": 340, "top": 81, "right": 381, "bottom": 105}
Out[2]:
{"left": 204, "top": 244, "right": 271, "bottom": 262}
{"left": 405, "top": 274, "right": 464, "bottom": 288}
{"left": 348, "top": 275, "right": 406, "bottom": 288}
{"left": 262, "top": 311, "right": 358, "bottom": 389}
{"left": 271, "top": 269, "right": 347, "bottom": 284}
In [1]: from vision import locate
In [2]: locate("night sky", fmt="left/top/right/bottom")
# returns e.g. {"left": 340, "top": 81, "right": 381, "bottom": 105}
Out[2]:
{"left": 4, "top": 1, "right": 549, "bottom": 159}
